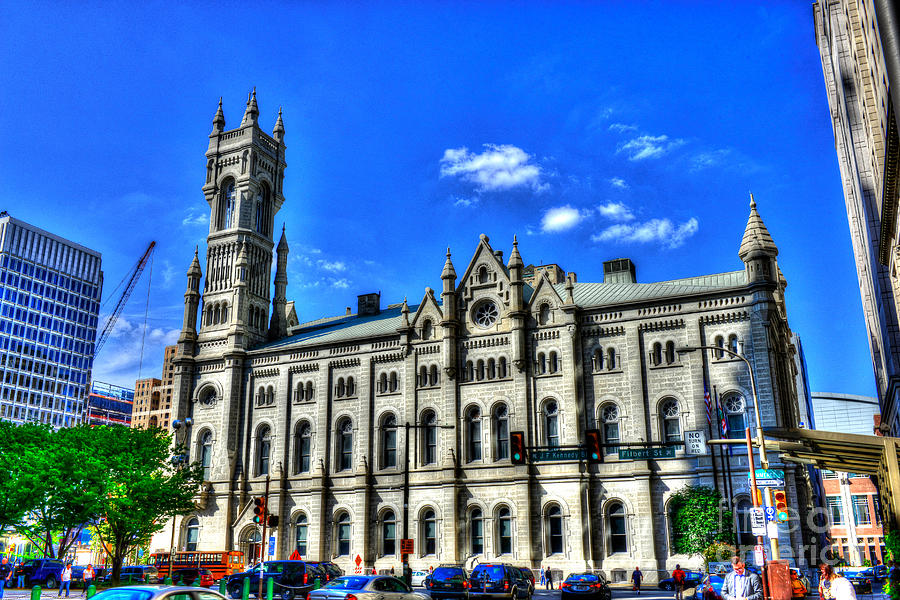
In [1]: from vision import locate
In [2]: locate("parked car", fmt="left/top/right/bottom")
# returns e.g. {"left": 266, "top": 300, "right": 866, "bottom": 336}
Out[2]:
{"left": 692, "top": 574, "right": 725, "bottom": 600}
{"left": 13, "top": 559, "right": 65, "bottom": 588}
{"left": 172, "top": 568, "right": 215, "bottom": 587}
{"left": 105, "top": 566, "right": 160, "bottom": 585}
{"left": 308, "top": 575, "right": 427, "bottom": 600}
{"left": 468, "top": 564, "right": 531, "bottom": 600}
{"left": 411, "top": 571, "right": 430, "bottom": 587}
{"left": 516, "top": 569, "right": 535, "bottom": 595}
{"left": 424, "top": 566, "right": 470, "bottom": 600}
{"left": 659, "top": 571, "right": 703, "bottom": 591}
{"left": 225, "top": 560, "right": 317, "bottom": 600}
{"left": 559, "top": 573, "right": 611, "bottom": 600}
{"left": 71, "top": 566, "right": 108, "bottom": 588}
{"left": 91, "top": 585, "right": 228, "bottom": 600}
{"left": 308, "top": 562, "right": 343, "bottom": 583}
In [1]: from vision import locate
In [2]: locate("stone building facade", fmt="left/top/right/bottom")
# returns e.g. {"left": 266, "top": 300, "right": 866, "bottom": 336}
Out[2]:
{"left": 154, "top": 94, "right": 812, "bottom": 580}
{"left": 132, "top": 345, "right": 176, "bottom": 429}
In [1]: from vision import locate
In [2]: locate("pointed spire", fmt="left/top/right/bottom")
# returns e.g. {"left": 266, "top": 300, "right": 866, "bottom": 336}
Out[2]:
{"left": 187, "top": 245, "right": 202, "bottom": 277}
{"left": 273, "top": 106, "right": 285, "bottom": 142}
{"left": 441, "top": 247, "right": 457, "bottom": 280}
{"left": 277, "top": 223, "right": 289, "bottom": 253}
{"left": 507, "top": 234, "right": 523, "bottom": 270}
{"left": 565, "top": 273, "right": 575, "bottom": 304}
{"left": 739, "top": 194, "right": 778, "bottom": 260}
{"left": 241, "top": 87, "right": 259, "bottom": 126}
{"left": 400, "top": 297, "right": 410, "bottom": 328}
{"left": 212, "top": 97, "right": 225, "bottom": 133}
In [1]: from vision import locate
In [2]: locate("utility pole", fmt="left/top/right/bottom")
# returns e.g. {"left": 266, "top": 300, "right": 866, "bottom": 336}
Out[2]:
{"left": 259, "top": 474, "right": 270, "bottom": 600}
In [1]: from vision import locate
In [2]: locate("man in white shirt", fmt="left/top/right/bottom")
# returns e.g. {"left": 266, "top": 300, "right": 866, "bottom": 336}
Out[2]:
{"left": 721, "top": 556, "right": 762, "bottom": 600}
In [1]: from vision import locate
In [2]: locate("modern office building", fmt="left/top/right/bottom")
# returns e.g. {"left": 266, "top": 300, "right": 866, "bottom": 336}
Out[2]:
{"left": 0, "top": 213, "right": 102, "bottom": 427}
{"left": 814, "top": 0, "right": 900, "bottom": 436}
{"left": 131, "top": 345, "right": 176, "bottom": 429}
{"left": 85, "top": 380, "right": 134, "bottom": 426}
{"left": 811, "top": 392, "right": 880, "bottom": 436}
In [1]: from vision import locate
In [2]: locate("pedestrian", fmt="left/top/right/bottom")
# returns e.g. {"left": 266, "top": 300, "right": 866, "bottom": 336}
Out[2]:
{"left": 721, "top": 556, "right": 762, "bottom": 600}
{"left": 403, "top": 561, "right": 412, "bottom": 587}
{"left": 790, "top": 570, "right": 807, "bottom": 598}
{"left": 15, "top": 560, "right": 23, "bottom": 589}
{"left": 539, "top": 567, "right": 546, "bottom": 588}
{"left": 80, "top": 565, "right": 95, "bottom": 597}
{"left": 631, "top": 567, "right": 643, "bottom": 595}
{"left": 58, "top": 564, "right": 72, "bottom": 598}
{"left": 672, "top": 564, "right": 687, "bottom": 600}
{"left": 390, "top": 566, "right": 395, "bottom": 577}
{"left": 0, "top": 557, "right": 12, "bottom": 599}
{"left": 546, "top": 568, "right": 554, "bottom": 590}
{"left": 371, "top": 567, "right": 377, "bottom": 575}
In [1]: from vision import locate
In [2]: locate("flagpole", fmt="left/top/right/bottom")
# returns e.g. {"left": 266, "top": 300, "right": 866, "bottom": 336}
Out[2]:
{"left": 704, "top": 381, "right": 721, "bottom": 499}
{"left": 715, "top": 386, "right": 735, "bottom": 518}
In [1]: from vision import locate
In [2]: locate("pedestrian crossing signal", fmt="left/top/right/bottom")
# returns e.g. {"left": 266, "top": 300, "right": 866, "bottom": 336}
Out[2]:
{"left": 253, "top": 497, "right": 267, "bottom": 524}
{"left": 773, "top": 490, "right": 788, "bottom": 522}
{"left": 585, "top": 429, "right": 602, "bottom": 464}
{"left": 511, "top": 431, "right": 526, "bottom": 465}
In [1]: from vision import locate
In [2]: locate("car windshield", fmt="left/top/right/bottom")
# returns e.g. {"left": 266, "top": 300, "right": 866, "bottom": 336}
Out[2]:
{"left": 93, "top": 591, "right": 154, "bottom": 600}
{"left": 325, "top": 577, "right": 369, "bottom": 590}
{"left": 566, "top": 574, "right": 599, "bottom": 583}
{"left": 472, "top": 567, "right": 504, "bottom": 581}
{"left": 433, "top": 568, "right": 465, "bottom": 581}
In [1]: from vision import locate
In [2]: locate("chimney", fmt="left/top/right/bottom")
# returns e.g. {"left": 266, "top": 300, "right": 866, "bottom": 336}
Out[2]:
{"left": 357, "top": 292, "right": 381, "bottom": 316}
{"left": 603, "top": 258, "right": 636, "bottom": 284}
{"left": 346, "top": 307, "right": 352, "bottom": 316}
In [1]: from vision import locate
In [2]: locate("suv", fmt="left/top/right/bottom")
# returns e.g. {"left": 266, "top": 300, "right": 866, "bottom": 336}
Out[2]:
{"left": 307, "top": 561, "right": 342, "bottom": 583}
{"left": 468, "top": 564, "right": 531, "bottom": 600}
{"left": 226, "top": 560, "right": 316, "bottom": 600}
{"left": 105, "top": 566, "right": 160, "bottom": 584}
{"left": 425, "top": 566, "right": 470, "bottom": 600}
{"left": 13, "top": 559, "right": 64, "bottom": 588}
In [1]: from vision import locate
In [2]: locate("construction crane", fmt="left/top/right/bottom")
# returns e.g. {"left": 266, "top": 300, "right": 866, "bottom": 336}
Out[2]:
{"left": 94, "top": 241, "right": 156, "bottom": 357}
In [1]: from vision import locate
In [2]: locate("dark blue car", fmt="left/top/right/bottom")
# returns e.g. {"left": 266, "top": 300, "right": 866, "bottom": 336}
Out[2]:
{"left": 659, "top": 572, "right": 703, "bottom": 591}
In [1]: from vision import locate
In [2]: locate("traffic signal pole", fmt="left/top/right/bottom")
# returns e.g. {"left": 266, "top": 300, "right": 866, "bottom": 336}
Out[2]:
{"left": 259, "top": 475, "right": 270, "bottom": 600}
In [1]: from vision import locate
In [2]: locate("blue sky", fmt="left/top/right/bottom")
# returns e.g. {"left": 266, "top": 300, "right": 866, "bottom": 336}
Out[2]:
{"left": 0, "top": 1, "right": 873, "bottom": 398}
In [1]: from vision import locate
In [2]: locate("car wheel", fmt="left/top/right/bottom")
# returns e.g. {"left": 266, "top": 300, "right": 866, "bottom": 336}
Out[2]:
{"left": 282, "top": 588, "right": 295, "bottom": 600}
{"left": 662, "top": 583, "right": 673, "bottom": 591}
{"left": 229, "top": 585, "right": 243, "bottom": 599}
{"left": 45, "top": 576, "right": 58, "bottom": 589}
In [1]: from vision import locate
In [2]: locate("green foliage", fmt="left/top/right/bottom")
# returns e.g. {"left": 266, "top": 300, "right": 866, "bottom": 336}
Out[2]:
{"left": 886, "top": 530, "right": 900, "bottom": 563}
{"left": 669, "top": 485, "right": 734, "bottom": 558}
{"left": 703, "top": 541, "right": 737, "bottom": 567}
{"left": 0, "top": 422, "right": 47, "bottom": 535}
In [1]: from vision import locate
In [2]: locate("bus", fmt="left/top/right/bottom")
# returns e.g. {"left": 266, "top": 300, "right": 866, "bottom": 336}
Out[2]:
{"left": 150, "top": 551, "right": 244, "bottom": 581}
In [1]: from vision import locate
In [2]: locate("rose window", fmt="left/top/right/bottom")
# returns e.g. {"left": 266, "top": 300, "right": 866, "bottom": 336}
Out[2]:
{"left": 473, "top": 301, "right": 499, "bottom": 328}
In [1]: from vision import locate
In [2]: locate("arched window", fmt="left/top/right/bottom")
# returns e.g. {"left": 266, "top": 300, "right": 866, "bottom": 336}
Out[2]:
{"left": 306, "top": 382, "right": 314, "bottom": 401}
{"left": 221, "top": 303, "right": 228, "bottom": 323}
{"left": 476, "top": 360, "right": 485, "bottom": 381}
{"left": 601, "top": 404, "right": 620, "bottom": 455}
{"left": 487, "top": 358, "right": 496, "bottom": 379}
{"left": 493, "top": 404, "right": 509, "bottom": 461}
{"left": 295, "top": 514, "right": 308, "bottom": 557}
{"left": 651, "top": 343, "right": 662, "bottom": 366}
{"left": 205, "top": 306, "right": 212, "bottom": 327}
{"left": 546, "top": 506, "right": 563, "bottom": 555}
{"left": 429, "top": 365, "right": 439, "bottom": 386}
{"left": 544, "top": 400, "right": 560, "bottom": 448}
{"left": 423, "top": 411, "right": 437, "bottom": 465}
{"left": 549, "top": 351, "right": 559, "bottom": 373}
{"left": 185, "top": 517, "right": 199, "bottom": 552}
{"left": 257, "top": 426, "right": 271, "bottom": 477}
{"left": 422, "top": 509, "right": 437, "bottom": 555}
{"left": 294, "top": 383, "right": 304, "bottom": 402}
{"left": 665, "top": 341, "right": 676, "bottom": 364}
{"left": 498, "top": 357, "right": 507, "bottom": 379}
{"left": 722, "top": 394, "right": 747, "bottom": 439}
{"left": 336, "top": 513, "right": 351, "bottom": 556}
{"left": 608, "top": 503, "right": 627, "bottom": 553}
{"left": 715, "top": 336, "right": 725, "bottom": 359}
{"left": 266, "top": 386, "right": 274, "bottom": 405}
{"left": 497, "top": 507, "right": 513, "bottom": 555}
{"left": 255, "top": 186, "right": 269, "bottom": 235}
{"left": 338, "top": 419, "right": 353, "bottom": 471}
{"left": 607, "top": 347, "right": 616, "bottom": 370}
{"left": 467, "top": 406, "right": 482, "bottom": 462}
{"left": 592, "top": 348, "right": 604, "bottom": 371}
{"left": 214, "top": 304, "right": 221, "bottom": 324}
{"left": 243, "top": 529, "right": 262, "bottom": 563}
{"left": 294, "top": 422, "right": 311, "bottom": 474}
{"left": 661, "top": 399, "right": 681, "bottom": 443}
{"left": 478, "top": 266, "right": 489, "bottom": 283}
{"left": 336, "top": 378, "right": 345, "bottom": 398}
{"left": 199, "top": 430, "right": 213, "bottom": 481}
{"left": 465, "top": 361, "right": 474, "bottom": 382}
{"left": 346, "top": 376, "right": 355, "bottom": 397}
{"left": 419, "top": 366, "right": 428, "bottom": 388}
{"left": 537, "top": 352, "right": 547, "bottom": 374}
{"left": 379, "top": 373, "right": 388, "bottom": 393}
{"left": 422, "top": 319, "right": 433, "bottom": 341}
{"left": 382, "top": 510, "right": 396, "bottom": 556}
{"left": 256, "top": 386, "right": 265, "bottom": 406}
{"left": 539, "top": 303, "right": 550, "bottom": 325}
{"left": 736, "top": 498, "right": 754, "bottom": 545}
{"left": 470, "top": 508, "right": 484, "bottom": 555}
{"left": 728, "top": 334, "right": 739, "bottom": 355}
{"left": 222, "top": 181, "right": 236, "bottom": 230}
{"left": 389, "top": 372, "right": 398, "bottom": 392}
{"left": 381, "top": 414, "right": 398, "bottom": 469}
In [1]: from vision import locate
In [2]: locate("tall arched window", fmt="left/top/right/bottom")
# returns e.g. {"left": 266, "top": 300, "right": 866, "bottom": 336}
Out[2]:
{"left": 476, "top": 360, "right": 485, "bottom": 381}
{"left": 661, "top": 399, "right": 681, "bottom": 443}
{"left": 379, "top": 373, "right": 388, "bottom": 393}
{"left": 601, "top": 404, "right": 620, "bottom": 455}
{"left": 498, "top": 357, "right": 507, "bottom": 379}
{"left": 422, "top": 319, "right": 433, "bottom": 341}
{"left": 336, "top": 378, "right": 345, "bottom": 398}
{"left": 722, "top": 394, "right": 746, "bottom": 439}
{"left": 346, "top": 377, "right": 356, "bottom": 397}
{"left": 243, "top": 529, "right": 262, "bottom": 563}
{"left": 306, "top": 382, "right": 314, "bottom": 401}
{"left": 199, "top": 431, "right": 213, "bottom": 481}
{"left": 736, "top": 498, "right": 754, "bottom": 545}
{"left": 185, "top": 517, "right": 199, "bottom": 552}
{"left": 422, "top": 509, "right": 437, "bottom": 555}
{"left": 592, "top": 348, "right": 604, "bottom": 371}
{"left": 546, "top": 506, "right": 563, "bottom": 555}
{"left": 651, "top": 343, "right": 662, "bottom": 366}
{"left": 430, "top": 365, "right": 439, "bottom": 386}
{"left": 465, "top": 361, "right": 474, "bottom": 382}
{"left": 537, "top": 352, "right": 546, "bottom": 374}
{"left": 423, "top": 411, "right": 437, "bottom": 465}
{"left": 257, "top": 426, "right": 271, "bottom": 476}
{"left": 715, "top": 336, "right": 725, "bottom": 359}
{"left": 294, "top": 423, "right": 311, "bottom": 474}
{"left": 266, "top": 386, "right": 274, "bottom": 405}
{"left": 389, "top": 372, "right": 398, "bottom": 392}
{"left": 544, "top": 401, "right": 559, "bottom": 448}
{"left": 497, "top": 507, "right": 513, "bottom": 555}
{"left": 549, "top": 351, "right": 559, "bottom": 373}
{"left": 221, "top": 303, "right": 228, "bottom": 323}
{"left": 382, "top": 510, "right": 396, "bottom": 556}
{"left": 608, "top": 503, "right": 627, "bottom": 553}
{"left": 493, "top": 404, "right": 509, "bottom": 461}
{"left": 214, "top": 305, "right": 221, "bottom": 324}
{"left": 665, "top": 341, "right": 676, "bottom": 364}
{"left": 222, "top": 182, "right": 236, "bottom": 230}
{"left": 467, "top": 406, "right": 482, "bottom": 462}
{"left": 255, "top": 186, "right": 269, "bottom": 235}
{"left": 338, "top": 419, "right": 353, "bottom": 471}
{"left": 487, "top": 358, "right": 496, "bottom": 379}
{"left": 607, "top": 347, "right": 616, "bottom": 370}
{"left": 470, "top": 509, "right": 484, "bottom": 555}
{"left": 336, "top": 513, "right": 351, "bottom": 556}
{"left": 381, "top": 414, "right": 398, "bottom": 469}
{"left": 419, "top": 366, "right": 428, "bottom": 388}
{"left": 294, "top": 383, "right": 304, "bottom": 402}
{"left": 728, "top": 334, "right": 739, "bottom": 355}
{"left": 478, "top": 266, "right": 489, "bottom": 283}
{"left": 539, "top": 304, "right": 550, "bottom": 325}
{"left": 295, "top": 514, "right": 308, "bottom": 557}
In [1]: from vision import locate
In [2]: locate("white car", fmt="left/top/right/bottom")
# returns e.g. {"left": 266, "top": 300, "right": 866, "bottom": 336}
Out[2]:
{"left": 410, "top": 571, "right": 429, "bottom": 587}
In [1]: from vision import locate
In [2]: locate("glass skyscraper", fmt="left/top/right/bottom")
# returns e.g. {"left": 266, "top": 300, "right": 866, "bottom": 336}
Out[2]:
{"left": 0, "top": 213, "right": 102, "bottom": 426}
{"left": 85, "top": 381, "right": 134, "bottom": 426}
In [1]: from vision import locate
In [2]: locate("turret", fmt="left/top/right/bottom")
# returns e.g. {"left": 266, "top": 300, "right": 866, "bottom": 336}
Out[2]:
{"left": 441, "top": 248, "right": 457, "bottom": 320}
{"left": 739, "top": 194, "right": 779, "bottom": 284}
{"left": 212, "top": 98, "right": 225, "bottom": 134}
{"left": 507, "top": 235, "right": 524, "bottom": 313}
{"left": 179, "top": 247, "right": 203, "bottom": 343}
{"left": 273, "top": 107, "right": 285, "bottom": 143}
{"left": 268, "top": 225, "right": 289, "bottom": 340}
{"left": 241, "top": 88, "right": 259, "bottom": 127}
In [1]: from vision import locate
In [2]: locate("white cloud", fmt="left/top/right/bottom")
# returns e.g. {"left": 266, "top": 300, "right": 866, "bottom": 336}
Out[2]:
{"left": 331, "top": 278, "right": 350, "bottom": 289}
{"left": 453, "top": 196, "right": 479, "bottom": 208}
{"left": 597, "top": 202, "right": 635, "bottom": 222}
{"left": 440, "top": 144, "right": 548, "bottom": 193}
{"left": 618, "top": 135, "right": 685, "bottom": 161}
{"left": 608, "top": 177, "right": 628, "bottom": 189}
{"left": 691, "top": 149, "right": 732, "bottom": 171}
{"left": 317, "top": 260, "right": 346, "bottom": 273}
{"left": 609, "top": 123, "right": 637, "bottom": 133}
{"left": 541, "top": 205, "right": 584, "bottom": 233}
{"left": 182, "top": 210, "right": 207, "bottom": 227}
{"left": 591, "top": 217, "right": 699, "bottom": 249}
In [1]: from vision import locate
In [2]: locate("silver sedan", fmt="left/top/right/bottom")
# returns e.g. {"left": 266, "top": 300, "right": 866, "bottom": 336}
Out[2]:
{"left": 91, "top": 586, "right": 227, "bottom": 600}
{"left": 309, "top": 576, "right": 428, "bottom": 600}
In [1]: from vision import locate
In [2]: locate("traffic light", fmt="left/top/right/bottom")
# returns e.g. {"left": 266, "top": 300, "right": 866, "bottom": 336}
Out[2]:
{"left": 253, "top": 497, "right": 267, "bottom": 524}
{"left": 585, "top": 429, "right": 602, "bottom": 464}
{"left": 773, "top": 489, "right": 788, "bottom": 522}
{"left": 511, "top": 431, "right": 526, "bottom": 465}
{"left": 267, "top": 515, "right": 279, "bottom": 528}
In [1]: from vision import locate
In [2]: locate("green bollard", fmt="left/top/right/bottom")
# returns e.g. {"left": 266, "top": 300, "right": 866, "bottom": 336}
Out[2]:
{"left": 266, "top": 577, "right": 273, "bottom": 600}
{"left": 219, "top": 580, "right": 228, "bottom": 595}
{"left": 314, "top": 577, "right": 321, "bottom": 590}
{"left": 31, "top": 585, "right": 41, "bottom": 600}
{"left": 242, "top": 577, "right": 250, "bottom": 600}
{"left": 86, "top": 585, "right": 97, "bottom": 599}
{"left": 165, "top": 577, "right": 174, "bottom": 586}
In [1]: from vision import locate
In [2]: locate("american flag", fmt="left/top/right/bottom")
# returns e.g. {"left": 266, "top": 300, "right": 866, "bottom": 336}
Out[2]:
{"left": 704, "top": 384, "right": 712, "bottom": 424}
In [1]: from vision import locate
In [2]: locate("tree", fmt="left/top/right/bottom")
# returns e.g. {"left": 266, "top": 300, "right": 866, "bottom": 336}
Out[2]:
{"left": 0, "top": 423, "right": 46, "bottom": 536}
{"left": 669, "top": 485, "right": 734, "bottom": 558}
{"left": 90, "top": 426, "right": 202, "bottom": 584}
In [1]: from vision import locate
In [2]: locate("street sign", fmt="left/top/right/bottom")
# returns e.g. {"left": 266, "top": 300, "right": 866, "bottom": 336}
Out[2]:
{"left": 532, "top": 448, "right": 587, "bottom": 461}
{"left": 749, "top": 507, "right": 766, "bottom": 536}
{"left": 355, "top": 555, "right": 362, "bottom": 566}
{"left": 619, "top": 447, "right": 676, "bottom": 460}
{"left": 268, "top": 536, "right": 275, "bottom": 556}
{"left": 754, "top": 545, "right": 765, "bottom": 566}
{"left": 766, "top": 521, "right": 779, "bottom": 538}
{"left": 764, "top": 506, "right": 777, "bottom": 522}
{"left": 684, "top": 430, "right": 707, "bottom": 455}
{"left": 400, "top": 539, "right": 414, "bottom": 554}
{"left": 749, "top": 476, "right": 784, "bottom": 488}
{"left": 755, "top": 469, "right": 784, "bottom": 482}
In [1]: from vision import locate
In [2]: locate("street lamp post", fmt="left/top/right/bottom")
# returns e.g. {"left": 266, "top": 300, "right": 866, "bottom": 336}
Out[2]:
{"left": 677, "top": 345, "right": 779, "bottom": 561}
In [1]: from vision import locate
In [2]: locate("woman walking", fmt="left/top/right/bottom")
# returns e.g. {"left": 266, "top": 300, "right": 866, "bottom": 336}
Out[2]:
{"left": 819, "top": 564, "right": 855, "bottom": 600}
{"left": 540, "top": 567, "right": 546, "bottom": 588}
